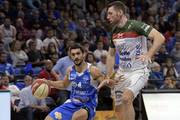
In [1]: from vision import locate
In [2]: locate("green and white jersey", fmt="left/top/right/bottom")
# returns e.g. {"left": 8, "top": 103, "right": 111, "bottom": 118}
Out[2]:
{"left": 110, "top": 20, "right": 153, "bottom": 71}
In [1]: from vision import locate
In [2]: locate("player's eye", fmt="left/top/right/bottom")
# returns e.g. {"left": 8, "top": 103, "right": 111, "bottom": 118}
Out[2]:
{"left": 76, "top": 52, "right": 81, "bottom": 55}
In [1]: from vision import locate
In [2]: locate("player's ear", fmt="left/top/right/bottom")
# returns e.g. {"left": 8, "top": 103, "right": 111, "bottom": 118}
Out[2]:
{"left": 117, "top": 10, "right": 123, "bottom": 17}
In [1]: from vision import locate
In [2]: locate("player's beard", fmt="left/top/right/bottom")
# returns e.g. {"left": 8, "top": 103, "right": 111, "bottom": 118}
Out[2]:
{"left": 74, "top": 59, "right": 83, "bottom": 66}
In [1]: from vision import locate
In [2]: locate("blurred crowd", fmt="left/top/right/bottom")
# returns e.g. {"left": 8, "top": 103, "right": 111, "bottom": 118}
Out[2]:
{"left": 0, "top": 0, "right": 179, "bottom": 120}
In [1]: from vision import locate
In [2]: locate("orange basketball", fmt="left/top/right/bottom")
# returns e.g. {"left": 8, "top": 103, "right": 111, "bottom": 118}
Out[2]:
{"left": 31, "top": 79, "right": 50, "bottom": 99}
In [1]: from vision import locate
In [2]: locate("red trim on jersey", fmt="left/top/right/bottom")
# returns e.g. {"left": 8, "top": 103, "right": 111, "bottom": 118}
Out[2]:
{"left": 112, "top": 32, "right": 140, "bottom": 39}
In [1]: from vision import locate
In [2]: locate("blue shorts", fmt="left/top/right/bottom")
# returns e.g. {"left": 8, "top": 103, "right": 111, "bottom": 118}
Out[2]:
{"left": 49, "top": 99, "right": 96, "bottom": 120}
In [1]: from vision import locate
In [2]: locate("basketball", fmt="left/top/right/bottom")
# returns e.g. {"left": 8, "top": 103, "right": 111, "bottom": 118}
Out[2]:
{"left": 31, "top": 79, "right": 50, "bottom": 99}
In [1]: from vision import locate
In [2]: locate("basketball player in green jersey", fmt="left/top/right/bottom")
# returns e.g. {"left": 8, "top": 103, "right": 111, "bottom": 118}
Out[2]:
{"left": 106, "top": 1, "right": 165, "bottom": 120}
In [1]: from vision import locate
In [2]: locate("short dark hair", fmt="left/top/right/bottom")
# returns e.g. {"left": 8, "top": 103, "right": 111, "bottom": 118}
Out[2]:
{"left": 69, "top": 43, "right": 84, "bottom": 53}
{"left": 107, "top": 1, "right": 127, "bottom": 14}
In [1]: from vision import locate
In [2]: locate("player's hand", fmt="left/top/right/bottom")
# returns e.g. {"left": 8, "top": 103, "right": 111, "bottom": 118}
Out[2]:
{"left": 41, "top": 78, "right": 49, "bottom": 85}
{"left": 97, "top": 79, "right": 118, "bottom": 90}
{"left": 137, "top": 54, "right": 152, "bottom": 63}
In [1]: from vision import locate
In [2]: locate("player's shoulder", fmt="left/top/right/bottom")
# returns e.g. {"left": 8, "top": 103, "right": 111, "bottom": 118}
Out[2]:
{"left": 66, "top": 65, "right": 74, "bottom": 74}
{"left": 89, "top": 65, "right": 101, "bottom": 75}
{"left": 129, "top": 19, "right": 143, "bottom": 24}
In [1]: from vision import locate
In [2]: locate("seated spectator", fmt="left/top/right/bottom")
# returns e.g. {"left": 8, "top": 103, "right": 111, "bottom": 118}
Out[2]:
{"left": 43, "top": 29, "right": 60, "bottom": 53}
{"left": 38, "top": 60, "right": 58, "bottom": 81}
{"left": 38, "top": 60, "right": 59, "bottom": 100}
{"left": 0, "top": 74, "right": 20, "bottom": 102}
{"left": 48, "top": 53, "right": 59, "bottom": 65}
{"left": 0, "top": 74, "right": 9, "bottom": 89}
{"left": 75, "top": 18, "right": 91, "bottom": 43}
{"left": 27, "top": 41, "right": 45, "bottom": 67}
{"left": 93, "top": 40, "right": 108, "bottom": 61}
{"left": 160, "top": 76, "right": 177, "bottom": 89}
{"left": 85, "top": 52, "right": 97, "bottom": 66}
{"left": 0, "top": 74, "right": 21, "bottom": 120}
{"left": 171, "top": 41, "right": 180, "bottom": 63}
{"left": 26, "top": 29, "right": 43, "bottom": 51}
{"left": 97, "top": 53, "right": 107, "bottom": 75}
{"left": 162, "top": 57, "right": 179, "bottom": 78}
{"left": 155, "top": 45, "right": 169, "bottom": 65}
{"left": 149, "top": 62, "right": 164, "bottom": 88}
{"left": 45, "top": 42, "right": 59, "bottom": 60}
{"left": 15, "top": 18, "right": 30, "bottom": 41}
{"left": 91, "top": 19, "right": 108, "bottom": 40}
{"left": 0, "top": 17, "right": 17, "bottom": 51}
{"left": 17, "top": 76, "right": 49, "bottom": 120}
{"left": 10, "top": 40, "right": 28, "bottom": 67}
{"left": 0, "top": 51, "right": 14, "bottom": 80}
{"left": 51, "top": 48, "right": 73, "bottom": 105}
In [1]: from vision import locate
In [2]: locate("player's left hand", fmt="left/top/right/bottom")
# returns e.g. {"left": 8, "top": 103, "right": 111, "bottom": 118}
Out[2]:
{"left": 137, "top": 54, "right": 152, "bottom": 63}
{"left": 97, "top": 79, "right": 118, "bottom": 90}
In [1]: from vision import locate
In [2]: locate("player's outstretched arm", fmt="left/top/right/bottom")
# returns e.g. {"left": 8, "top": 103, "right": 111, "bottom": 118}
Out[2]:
{"left": 106, "top": 47, "right": 116, "bottom": 77}
{"left": 90, "top": 66, "right": 118, "bottom": 90}
{"left": 137, "top": 28, "right": 165, "bottom": 62}
{"left": 45, "top": 68, "right": 71, "bottom": 89}
{"left": 148, "top": 28, "right": 165, "bottom": 57}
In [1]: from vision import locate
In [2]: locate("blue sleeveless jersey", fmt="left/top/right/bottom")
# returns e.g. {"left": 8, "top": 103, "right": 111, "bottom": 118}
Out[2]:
{"left": 48, "top": 63, "right": 98, "bottom": 120}
{"left": 69, "top": 64, "right": 98, "bottom": 106}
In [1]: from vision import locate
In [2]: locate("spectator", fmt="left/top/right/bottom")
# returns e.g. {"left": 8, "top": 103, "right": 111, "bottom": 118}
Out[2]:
{"left": 0, "top": 74, "right": 20, "bottom": 120}
{"left": 38, "top": 60, "right": 59, "bottom": 81}
{"left": 18, "top": 76, "right": 49, "bottom": 120}
{"left": 160, "top": 76, "right": 177, "bottom": 89}
{"left": 51, "top": 48, "right": 73, "bottom": 105}
{"left": 85, "top": 52, "right": 97, "bottom": 66}
{"left": 43, "top": 29, "right": 59, "bottom": 52}
{"left": 26, "top": 41, "right": 45, "bottom": 67}
{"left": 75, "top": 18, "right": 91, "bottom": 42}
{"left": 0, "top": 73, "right": 9, "bottom": 89}
{"left": 90, "top": 19, "right": 108, "bottom": 43}
{"left": 149, "top": 62, "right": 164, "bottom": 88}
{"left": 15, "top": 18, "right": 30, "bottom": 40}
{"left": 155, "top": 45, "right": 169, "bottom": 65}
{"left": 93, "top": 40, "right": 108, "bottom": 61}
{"left": 10, "top": 40, "right": 28, "bottom": 67}
{"left": 97, "top": 53, "right": 107, "bottom": 75}
{"left": 171, "top": 41, "right": 180, "bottom": 63}
{"left": 0, "top": 17, "right": 17, "bottom": 51}
{"left": 0, "top": 51, "right": 14, "bottom": 79}
{"left": 45, "top": 42, "right": 59, "bottom": 60}
{"left": 26, "top": 29, "right": 43, "bottom": 51}
{"left": 162, "top": 57, "right": 179, "bottom": 78}
{"left": 38, "top": 60, "right": 59, "bottom": 100}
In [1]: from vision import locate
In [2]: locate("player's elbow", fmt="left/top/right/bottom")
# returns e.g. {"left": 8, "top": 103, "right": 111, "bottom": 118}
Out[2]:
{"left": 149, "top": 29, "right": 165, "bottom": 44}
{"left": 158, "top": 33, "right": 165, "bottom": 43}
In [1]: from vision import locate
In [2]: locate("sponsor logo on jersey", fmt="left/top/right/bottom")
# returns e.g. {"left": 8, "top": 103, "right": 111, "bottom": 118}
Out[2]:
{"left": 113, "top": 32, "right": 140, "bottom": 39}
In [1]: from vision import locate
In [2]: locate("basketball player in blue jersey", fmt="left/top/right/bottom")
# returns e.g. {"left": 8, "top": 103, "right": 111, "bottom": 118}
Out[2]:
{"left": 44, "top": 43, "right": 119, "bottom": 120}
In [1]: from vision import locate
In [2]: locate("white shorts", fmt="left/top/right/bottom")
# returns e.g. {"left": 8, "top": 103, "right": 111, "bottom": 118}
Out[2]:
{"left": 112, "top": 68, "right": 149, "bottom": 105}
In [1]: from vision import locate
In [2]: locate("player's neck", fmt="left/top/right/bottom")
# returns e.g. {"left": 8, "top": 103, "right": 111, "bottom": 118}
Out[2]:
{"left": 75, "top": 61, "right": 87, "bottom": 73}
{"left": 117, "top": 15, "right": 128, "bottom": 28}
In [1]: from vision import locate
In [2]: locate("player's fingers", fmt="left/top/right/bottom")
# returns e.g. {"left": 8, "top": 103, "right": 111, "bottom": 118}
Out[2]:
{"left": 97, "top": 81, "right": 105, "bottom": 90}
